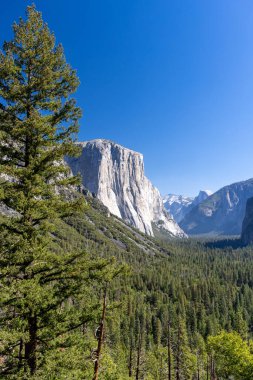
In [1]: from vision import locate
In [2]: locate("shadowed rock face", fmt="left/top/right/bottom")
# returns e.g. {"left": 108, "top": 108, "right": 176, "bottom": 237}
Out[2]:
{"left": 66, "top": 139, "right": 186, "bottom": 238}
{"left": 180, "top": 178, "right": 253, "bottom": 236}
{"left": 241, "top": 197, "right": 253, "bottom": 245}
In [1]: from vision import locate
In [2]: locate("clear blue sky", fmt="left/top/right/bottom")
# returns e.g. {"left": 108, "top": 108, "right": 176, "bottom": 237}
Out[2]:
{"left": 2, "top": 1, "right": 253, "bottom": 196}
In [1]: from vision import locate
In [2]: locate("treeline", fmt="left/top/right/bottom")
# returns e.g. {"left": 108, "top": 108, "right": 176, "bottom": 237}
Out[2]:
{"left": 1, "top": 5, "right": 253, "bottom": 380}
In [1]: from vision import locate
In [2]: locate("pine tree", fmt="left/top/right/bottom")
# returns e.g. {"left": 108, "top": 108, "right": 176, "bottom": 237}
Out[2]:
{"left": 167, "top": 318, "right": 173, "bottom": 380}
{"left": 92, "top": 260, "right": 127, "bottom": 380}
{"left": 174, "top": 316, "right": 196, "bottom": 380}
{"left": 0, "top": 5, "right": 105, "bottom": 377}
{"left": 135, "top": 312, "right": 146, "bottom": 380}
{"left": 234, "top": 308, "right": 248, "bottom": 340}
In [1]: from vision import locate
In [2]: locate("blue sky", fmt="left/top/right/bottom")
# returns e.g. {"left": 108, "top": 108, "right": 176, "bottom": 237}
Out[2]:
{"left": 2, "top": 1, "right": 253, "bottom": 196}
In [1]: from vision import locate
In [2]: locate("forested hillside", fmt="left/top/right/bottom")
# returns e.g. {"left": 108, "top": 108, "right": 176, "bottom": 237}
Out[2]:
{"left": 26, "top": 194, "right": 253, "bottom": 379}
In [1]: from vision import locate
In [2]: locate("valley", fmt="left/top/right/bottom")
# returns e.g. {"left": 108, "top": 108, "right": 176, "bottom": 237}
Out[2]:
{"left": 39, "top": 195, "right": 253, "bottom": 378}
{"left": 1, "top": 4, "right": 253, "bottom": 380}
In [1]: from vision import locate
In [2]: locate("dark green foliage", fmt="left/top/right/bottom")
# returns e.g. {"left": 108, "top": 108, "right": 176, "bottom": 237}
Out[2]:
{"left": 31, "top": 193, "right": 253, "bottom": 379}
{"left": 0, "top": 6, "right": 111, "bottom": 378}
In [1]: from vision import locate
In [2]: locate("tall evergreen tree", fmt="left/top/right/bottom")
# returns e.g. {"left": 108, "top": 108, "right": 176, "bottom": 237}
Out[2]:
{"left": 0, "top": 5, "right": 105, "bottom": 377}
{"left": 234, "top": 308, "right": 248, "bottom": 340}
{"left": 174, "top": 316, "right": 196, "bottom": 380}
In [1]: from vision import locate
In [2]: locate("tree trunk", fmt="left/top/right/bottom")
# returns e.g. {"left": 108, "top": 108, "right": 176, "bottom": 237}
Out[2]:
{"left": 175, "top": 323, "right": 181, "bottom": 380}
{"left": 25, "top": 315, "right": 37, "bottom": 375}
{"left": 196, "top": 351, "right": 200, "bottom": 380}
{"left": 210, "top": 355, "right": 217, "bottom": 380}
{"left": 93, "top": 287, "right": 107, "bottom": 380}
{"left": 206, "top": 356, "right": 209, "bottom": 380}
{"left": 135, "top": 331, "right": 142, "bottom": 380}
{"left": 167, "top": 320, "right": 172, "bottom": 380}
{"left": 18, "top": 338, "right": 23, "bottom": 369}
{"left": 128, "top": 340, "right": 133, "bottom": 377}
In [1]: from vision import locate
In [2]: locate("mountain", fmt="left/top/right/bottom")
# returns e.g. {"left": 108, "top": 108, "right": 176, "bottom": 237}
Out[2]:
{"left": 163, "top": 190, "right": 212, "bottom": 223}
{"left": 194, "top": 190, "right": 213, "bottom": 205}
{"left": 180, "top": 178, "right": 253, "bottom": 236}
{"left": 241, "top": 197, "right": 253, "bottom": 245}
{"left": 66, "top": 139, "right": 186, "bottom": 238}
{"left": 163, "top": 194, "right": 194, "bottom": 223}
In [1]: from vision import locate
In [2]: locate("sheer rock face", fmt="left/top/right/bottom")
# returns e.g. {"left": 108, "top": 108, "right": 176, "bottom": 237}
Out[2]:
{"left": 66, "top": 139, "right": 186, "bottom": 237}
{"left": 180, "top": 178, "right": 253, "bottom": 236}
{"left": 241, "top": 197, "right": 253, "bottom": 245}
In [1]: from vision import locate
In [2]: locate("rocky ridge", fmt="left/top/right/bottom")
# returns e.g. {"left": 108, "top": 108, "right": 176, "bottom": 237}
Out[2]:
{"left": 180, "top": 178, "right": 253, "bottom": 236}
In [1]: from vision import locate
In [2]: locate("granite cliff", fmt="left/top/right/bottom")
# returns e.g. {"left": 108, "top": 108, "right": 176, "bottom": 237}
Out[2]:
{"left": 66, "top": 139, "right": 186, "bottom": 238}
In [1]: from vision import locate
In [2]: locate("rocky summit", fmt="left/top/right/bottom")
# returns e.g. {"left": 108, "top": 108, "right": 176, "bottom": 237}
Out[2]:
{"left": 163, "top": 190, "right": 212, "bottom": 223}
{"left": 180, "top": 178, "right": 253, "bottom": 236}
{"left": 66, "top": 139, "right": 186, "bottom": 238}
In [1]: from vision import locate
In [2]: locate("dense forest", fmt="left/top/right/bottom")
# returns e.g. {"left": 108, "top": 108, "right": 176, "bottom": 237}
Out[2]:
{"left": 1, "top": 5, "right": 253, "bottom": 380}
{"left": 47, "top": 198, "right": 253, "bottom": 380}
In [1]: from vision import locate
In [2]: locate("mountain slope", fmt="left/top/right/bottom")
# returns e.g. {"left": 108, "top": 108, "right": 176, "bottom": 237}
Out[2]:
{"left": 2, "top": 180, "right": 253, "bottom": 378}
{"left": 66, "top": 139, "right": 185, "bottom": 238}
{"left": 163, "top": 190, "right": 212, "bottom": 223}
{"left": 241, "top": 197, "right": 253, "bottom": 245}
{"left": 180, "top": 178, "right": 253, "bottom": 236}
{"left": 54, "top": 192, "right": 253, "bottom": 379}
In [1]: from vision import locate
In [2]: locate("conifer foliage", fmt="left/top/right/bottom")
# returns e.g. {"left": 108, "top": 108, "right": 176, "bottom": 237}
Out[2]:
{"left": 0, "top": 5, "right": 94, "bottom": 377}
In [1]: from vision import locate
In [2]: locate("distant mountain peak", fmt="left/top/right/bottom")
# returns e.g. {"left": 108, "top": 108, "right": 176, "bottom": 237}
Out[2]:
{"left": 163, "top": 190, "right": 212, "bottom": 223}
{"left": 199, "top": 190, "right": 213, "bottom": 196}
